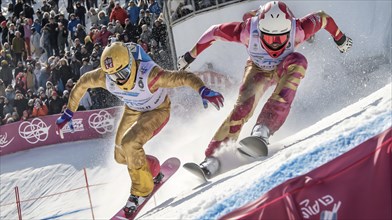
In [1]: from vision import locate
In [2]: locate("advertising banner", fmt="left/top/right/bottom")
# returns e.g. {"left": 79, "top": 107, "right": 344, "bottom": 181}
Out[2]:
{"left": 221, "top": 128, "right": 392, "bottom": 220}
{"left": 0, "top": 107, "right": 123, "bottom": 156}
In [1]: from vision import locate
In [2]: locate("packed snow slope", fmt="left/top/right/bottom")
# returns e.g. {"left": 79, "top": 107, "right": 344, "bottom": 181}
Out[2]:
{"left": 1, "top": 0, "right": 392, "bottom": 219}
{"left": 1, "top": 83, "right": 390, "bottom": 219}
{"left": 173, "top": 0, "right": 391, "bottom": 140}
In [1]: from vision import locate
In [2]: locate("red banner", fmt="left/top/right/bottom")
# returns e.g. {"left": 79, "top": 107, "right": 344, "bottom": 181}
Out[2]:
{"left": 0, "top": 107, "right": 123, "bottom": 156}
{"left": 220, "top": 127, "right": 392, "bottom": 220}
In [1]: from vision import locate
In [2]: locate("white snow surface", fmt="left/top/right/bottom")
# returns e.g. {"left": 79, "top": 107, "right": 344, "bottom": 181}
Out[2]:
{"left": 1, "top": 84, "right": 390, "bottom": 219}
{"left": 1, "top": 0, "right": 392, "bottom": 219}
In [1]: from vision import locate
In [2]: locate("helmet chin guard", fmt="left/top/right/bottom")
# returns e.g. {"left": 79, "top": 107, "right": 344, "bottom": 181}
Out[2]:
{"left": 258, "top": 1, "right": 293, "bottom": 58}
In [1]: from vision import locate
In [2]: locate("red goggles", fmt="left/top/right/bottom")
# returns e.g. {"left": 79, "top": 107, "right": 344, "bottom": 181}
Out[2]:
{"left": 261, "top": 33, "right": 289, "bottom": 45}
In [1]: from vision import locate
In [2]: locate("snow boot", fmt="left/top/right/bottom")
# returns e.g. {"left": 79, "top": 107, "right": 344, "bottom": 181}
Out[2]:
{"left": 123, "top": 194, "right": 149, "bottom": 217}
{"left": 239, "top": 125, "right": 270, "bottom": 157}
{"left": 251, "top": 124, "right": 270, "bottom": 145}
{"left": 199, "top": 157, "right": 220, "bottom": 177}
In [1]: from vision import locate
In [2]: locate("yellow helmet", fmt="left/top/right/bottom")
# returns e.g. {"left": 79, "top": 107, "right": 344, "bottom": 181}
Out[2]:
{"left": 100, "top": 42, "right": 137, "bottom": 91}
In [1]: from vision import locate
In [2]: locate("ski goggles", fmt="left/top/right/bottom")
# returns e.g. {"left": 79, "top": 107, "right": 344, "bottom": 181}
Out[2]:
{"left": 107, "top": 64, "right": 132, "bottom": 83}
{"left": 261, "top": 33, "right": 289, "bottom": 46}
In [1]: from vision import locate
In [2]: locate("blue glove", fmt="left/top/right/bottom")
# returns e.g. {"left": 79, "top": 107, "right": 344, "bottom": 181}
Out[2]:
{"left": 199, "top": 86, "right": 224, "bottom": 110}
{"left": 56, "top": 108, "right": 74, "bottom": 139}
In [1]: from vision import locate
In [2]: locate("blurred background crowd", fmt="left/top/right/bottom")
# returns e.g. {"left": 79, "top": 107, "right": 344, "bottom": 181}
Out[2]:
{"left": 0, "top": 0, "right": 174, "bottom": 125}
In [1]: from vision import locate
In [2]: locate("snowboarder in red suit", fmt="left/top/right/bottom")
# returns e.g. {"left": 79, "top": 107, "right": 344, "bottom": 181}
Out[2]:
{"left": 178, "top": 1, "right": 353, "bottom": 176}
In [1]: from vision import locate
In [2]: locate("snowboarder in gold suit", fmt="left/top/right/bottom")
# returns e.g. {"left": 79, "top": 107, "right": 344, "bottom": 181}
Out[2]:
{"left": 56, "top": 42, "right": 224, "bottom": 215}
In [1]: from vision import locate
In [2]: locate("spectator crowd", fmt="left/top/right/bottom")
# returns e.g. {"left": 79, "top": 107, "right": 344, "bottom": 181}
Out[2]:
{"left": 0, "top": 0, "right": 172, "bottom": 126}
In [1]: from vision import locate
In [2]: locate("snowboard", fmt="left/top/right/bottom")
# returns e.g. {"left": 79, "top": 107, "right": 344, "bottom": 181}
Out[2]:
{"left": 237, "top": 136, "right": 269, "bottom": 158}
{"left": 183, "top": 162, "right": 209, "bottom": 182}
{"left": 111, "top": 157, "right": 181, "bottom": 220}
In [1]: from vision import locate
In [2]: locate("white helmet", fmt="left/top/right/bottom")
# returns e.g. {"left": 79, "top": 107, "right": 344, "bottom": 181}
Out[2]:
{"left": 258, "top": 1, "right": 293, "bottom": 58}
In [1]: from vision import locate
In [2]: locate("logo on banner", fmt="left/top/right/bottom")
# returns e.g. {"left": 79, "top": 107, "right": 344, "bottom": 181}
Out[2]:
{"left": 88, "top": 110, "right": 115, "bottom": 134}
{"left": 62, "top": 119, "right": 85, "bottom": 133}
{"left": 0, "top": 133, "right": 14, "bottom": 148}
{"left": 299, "top": 195, "right": 342, "bottom": 219}
{"left": 19, "top": 118, "right": 51, "bottom": 144}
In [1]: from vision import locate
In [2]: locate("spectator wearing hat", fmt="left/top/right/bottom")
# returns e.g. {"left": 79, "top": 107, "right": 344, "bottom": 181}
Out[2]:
{"left": 139, "top": 24, "right": 151, "bottom": 46}
{"left": 110, "top": 2, "right": 128, "bottom": 25}
{"left": 25, "top": 64, "right": 35, "bottom": 92}
{"left": 7, "top": 23, "right": 16, "bottom": 46}
{"left": 2, "top": 97, "right": 13, "bottom": 117}
{"left": 124, "top": 18, "right": 138, "bottom": 42}
{"left": 57, "top": 13, "right": 68, "bottom": 29}
{"left": 93, "top": 43, "right": 103, "bottom": 55}
{"left": 48, "top": 90, "right": 64, "bottom": 114}
{"left": 107, "top": 22, "right": 115, "bottom": 34}
{"left": 151, "top": 18, "right": 167, "bottom": 50}
{"left": 0, "top": 60, "right": 13, "bottom": 86}
{"left": 38, "top": 89, "right": 49, "bottom": 106}
{"left": 14, "top": 61, "right": 25, "bottom": 78}
{"left": 75, "top": 24, "right": 87, "bottom": 44}
{"left": 23, "top": 18, "right": 32, "bottom": 56}
{"left": 32, "top": 98, "right": 48, "bottom": 117}
{"left": 138, "top": 9, "right": 153, "bottom": 30}
{"left": 57, "top": 22, "right": 68, "bottom": 54}
{"left": 20, "top": 110, "right": 31, "bottom": 121}
{"left": 65, "top": 78, "right": 74, "bottom": 94}
{"left": 12, "top": 31, "right": 25, "bottom": 65}
{"left": 45, "top": 81, "right": 54, "bottom": 98}
{"left": 98, "top": 11, "right": 109, "bottom": 26}
{"left": 13, "top": 90, "right": 28, "bottom": 117}
{"left": 127, "top": 0, "right": 141, "bottom": 26}
{"left": 35, "top": 10, "right": 43, "bottom": 24}
{"left": 88, "top": 8, "right": 99, "bottom": 26}
{"left": 41, "top": 0, "right": 51, "bottom": 13}
{"left": 62, "top": 90, "right": 69, "bottom": 103}
{"left": 80, "top": 57, "right": 93, "bottom": 78}
{"left": 11, "top": 111, "right": 20, "bottom": 122}
{"left": 1, "top": 21, "right": 9, "bottom": 45}
{"left": 4, "top": 114, "right": 14, "bottom": 124}
{"left": 148, "top": 0, "right": 161, "bottom": 20}
{"left": 96, "top": 25, "right": 112, "bottom": 46}
{"left": 26, "top": 89, "right": 34, "bottom": 100}
{"left": 40, "top": 26, "right": 51, "bottom": 58}
{"left": 41, "top": 12, "right": 50, "bottom": 28}
{"left": 26, "top": 98, "right": 35, "bottom": 115}
{"left": 23, "top": 4, "right": 35, "bottom": 20}
{"left": 114, "top": 20, "right": 124, "bottom": 34}
{"left": 33, "top": 19, "right": 41, "bottom": 34}
{"left": 0, "top": 49, "right": 12, "bottom": 65}
{"left": 15, "top": 71, "right": 27, "bottom": 94}
{"left": 75, "top": 2, "right": 87, "bottom": 26}
{"left": 30, "top": 27, "right": 41, "bottom": 59}
{"left": 68, "top": 14, "right": 80, "bottom": 41}
{"left": 58, "top": 58, "right": 73, "bottom": 89}
{"left": 14, "top": 0, "right": 24, "bottom": 18}
{"left": 48, "top": 17, "right": 59, "bottom": 56}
